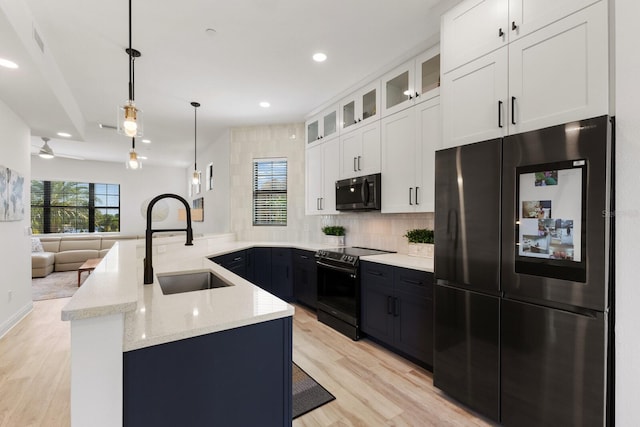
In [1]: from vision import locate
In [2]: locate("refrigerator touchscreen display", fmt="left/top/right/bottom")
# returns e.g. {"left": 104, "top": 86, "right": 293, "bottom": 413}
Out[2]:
{"left": 515, "top": 160, "right": 587, "bottom": 282}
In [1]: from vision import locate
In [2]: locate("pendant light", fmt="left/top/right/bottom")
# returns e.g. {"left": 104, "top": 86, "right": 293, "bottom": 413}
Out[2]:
{"left": 191, "top": 101, "right": 201, "bottom": 185}
{"left": 117, "top": 0, "right": 143, "bottom": 137}
{"left": 127, "top": 137, "right": 141, "bottom": 169}
{"left": 38, "top": 137, "right": 55, "bottom": 159}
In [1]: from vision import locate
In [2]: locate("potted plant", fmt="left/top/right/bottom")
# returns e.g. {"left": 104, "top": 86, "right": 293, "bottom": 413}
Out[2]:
{"left": 404, "top": 228, "right": 434, "bottom": 258}
{"left": 322, "top": 226, "right": 346, "bottom": 246}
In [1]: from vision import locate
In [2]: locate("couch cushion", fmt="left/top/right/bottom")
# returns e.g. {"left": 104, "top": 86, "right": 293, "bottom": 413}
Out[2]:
{"left": 32, "top": 252, "right": 55, "bottom": 268}
{"left": 59, "top": 239, "right": 101, "bottom": 251}
{"left": 55, "top": 249, "right": 101, "bottom": 265}
{"left": 39, "top": 237, "right": 61, "bottom": 252}
{"left": 32, "top": 252, "right": 55, "bottom": 278}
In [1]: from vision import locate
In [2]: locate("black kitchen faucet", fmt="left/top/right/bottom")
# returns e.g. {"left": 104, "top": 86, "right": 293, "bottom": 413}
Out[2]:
{"left": 143, "top": 193, "right": 193, "bottom": 284}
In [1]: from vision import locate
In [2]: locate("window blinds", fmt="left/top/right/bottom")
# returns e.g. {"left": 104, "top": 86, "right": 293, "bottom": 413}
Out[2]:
{"left": 253, "top": 158, "right": 287, "bottom": 226}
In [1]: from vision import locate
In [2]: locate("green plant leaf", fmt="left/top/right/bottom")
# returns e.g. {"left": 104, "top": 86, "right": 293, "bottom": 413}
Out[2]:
{"left": 403, "top": 228, "right": 434, "bottom": 243}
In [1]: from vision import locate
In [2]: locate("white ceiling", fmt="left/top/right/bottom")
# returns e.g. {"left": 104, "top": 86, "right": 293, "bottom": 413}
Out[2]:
{"left": 0, "top": 0, "right": 455, "bottom": 167}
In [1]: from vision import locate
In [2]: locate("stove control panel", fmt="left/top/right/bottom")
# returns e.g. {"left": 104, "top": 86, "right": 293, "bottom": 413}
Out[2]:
{"left": 316, "top": 250, "right": 358, "bottom": 267}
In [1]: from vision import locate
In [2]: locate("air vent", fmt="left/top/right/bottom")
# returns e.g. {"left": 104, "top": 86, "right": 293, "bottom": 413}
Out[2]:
{"left": 33, "top": 26, "right": 45, "bottom": 53}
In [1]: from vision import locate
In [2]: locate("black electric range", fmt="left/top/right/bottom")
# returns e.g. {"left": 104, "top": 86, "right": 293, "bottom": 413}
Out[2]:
{"left": 315, "top": 247, "right": 392, "bottom": 340}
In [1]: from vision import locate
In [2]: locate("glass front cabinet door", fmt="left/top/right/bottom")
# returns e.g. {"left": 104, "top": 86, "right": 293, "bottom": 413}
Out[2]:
{"left": 382, "top": 45, "right": 440, "bottom": 117}
{"left": 306, "top": 104, "right": 339, "bottom": 145}
{"left": 339, "top": 80, "right": 381, "bottom": 133}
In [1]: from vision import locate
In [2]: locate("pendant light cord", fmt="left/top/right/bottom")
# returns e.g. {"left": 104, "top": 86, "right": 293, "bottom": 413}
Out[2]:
{"left": 128, "top": 0, "right": 133, "bottom": 101}
{"left": 194, "top": 105, "right": 197, "bottom": 171}
{"left": 132, "top": 137, "right": 136, "bottom": 150}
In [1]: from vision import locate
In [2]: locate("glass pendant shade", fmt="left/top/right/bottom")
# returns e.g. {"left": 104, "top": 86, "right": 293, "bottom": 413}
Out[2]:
{"left": 128, "top": 149, "right": 141, "bottom": 169}
{"left": 118, "top": 100, "right": 143, "bottom": 137}
{"left": 192, "top": 170, "right": 201, "bottom": 185}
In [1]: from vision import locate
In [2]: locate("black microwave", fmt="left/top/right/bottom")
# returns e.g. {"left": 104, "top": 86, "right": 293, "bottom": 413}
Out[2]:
{"left": 335, "top": 173, "right": 381, "bottom": 211}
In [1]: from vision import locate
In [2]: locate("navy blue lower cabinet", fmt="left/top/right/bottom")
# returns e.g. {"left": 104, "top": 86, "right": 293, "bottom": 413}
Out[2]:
{"left": 361, "top": 261, "right": 433, "bottom": 367}
{"left": 210, "top": 250, "right": 248, "bottom": 280}
{"left": 123, "top": 317, "right": 293, "bottom": 427}
{"left": 292, "top": 249, "right": 317, "bottom": 309}
{"left": 271, "top": 248, "right": 293, "bottom": 301}
{"left": 252, "top": 247, "right": 273, "bottom": 292}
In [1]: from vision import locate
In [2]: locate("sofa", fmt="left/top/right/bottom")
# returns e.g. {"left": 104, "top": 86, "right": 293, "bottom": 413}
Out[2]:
{"left": 31, "top": 234, "right": 138, "bottom": 278}
{"left": 31, "top": 232, "right": 201, "bottom": 278}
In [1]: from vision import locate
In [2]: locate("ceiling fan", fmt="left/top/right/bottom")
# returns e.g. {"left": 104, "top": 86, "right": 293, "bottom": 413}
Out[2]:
{"left": 32, "top": 137, "right": 85, "bottom": 161}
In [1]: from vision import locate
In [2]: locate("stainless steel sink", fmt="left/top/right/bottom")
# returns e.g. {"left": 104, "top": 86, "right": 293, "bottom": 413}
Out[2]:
{"left": 157, "top": 271, "right": 233, "bottom": 295}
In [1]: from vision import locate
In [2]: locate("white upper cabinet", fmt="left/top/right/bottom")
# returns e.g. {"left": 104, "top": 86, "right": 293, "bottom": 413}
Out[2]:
{"left": 441, "top": 0, "right": 507, "bottom": 74}
{"left": 381, "top": 97, "right": 440, "bottom": 213}
{"left": 381, "top": 46, "right": 440, "bottom": 117}
{"left": 305, "top": 104, "right": 339, "bottom": 146}
{"left": 441, "top": 47, "right": 508, "bottom": 149}
{"left": 305, "top": 138, "right": 339, "bottom": 215}
{"left": 339, "top": 80, "right": 380, "bottom": 134}
{"left": 508, "top": 0, "right": 601, "bottom": 43}
{"left": 508, "top": 1, "right": 609, "bottom": 134}
{"left": 339, "top": 121, "right": 381, "bottom": 179}
{"left": 442, "top": 0, "right": 601, "bottom": 73}
{"left": 441, "top": 0, "right": 609, "bottom": 148}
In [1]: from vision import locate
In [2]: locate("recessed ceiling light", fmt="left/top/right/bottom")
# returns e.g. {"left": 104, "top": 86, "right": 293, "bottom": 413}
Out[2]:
{"left": 259, "top": 101, "right": 270, "bottom": 108}
{"left": 57, "top": 132, "right": 71, "bottom": 138}
{"left": 142, "top": 139, "right": 151, "bottom": 143}
{"left": 0, "top": 58, "right": 18, "bottom": 69}
{"left": 312, "top": 52, "right": 327, "bottom": 62}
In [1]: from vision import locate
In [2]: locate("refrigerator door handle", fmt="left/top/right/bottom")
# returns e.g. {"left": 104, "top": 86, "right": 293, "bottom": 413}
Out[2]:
{"left": 502, "top": 294, "right": 602, "bottom": 319}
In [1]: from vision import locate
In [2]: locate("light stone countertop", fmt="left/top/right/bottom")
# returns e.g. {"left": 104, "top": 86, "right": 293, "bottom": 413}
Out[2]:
{"left": 360, "top": 253, "right": 434, "bottom": 272}
{"left": 61, "top": 234, "right": 337, "bottom": 351}
{"left": 61, "top": 234, "right": 433, "bottom": 351}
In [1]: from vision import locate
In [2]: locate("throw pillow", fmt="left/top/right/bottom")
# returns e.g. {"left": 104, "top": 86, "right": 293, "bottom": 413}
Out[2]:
{"left": 31, "top": 237, "right": 44, "bottom": 253}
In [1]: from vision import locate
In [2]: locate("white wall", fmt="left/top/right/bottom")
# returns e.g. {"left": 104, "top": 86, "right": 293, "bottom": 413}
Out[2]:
{"left": 228, "top": 123, "right": 434, "bottom": 252}
{"left": 614, "top": 0, "right": 640, "bottom": 424}
{"left": 186, "top": 130, "right": 231, "bottom": 235}
{"left": 0, "top": 99, "right": 33, "bottom": 338}
{"left": 31, "top": 156, "right": 189, "bottom": 235}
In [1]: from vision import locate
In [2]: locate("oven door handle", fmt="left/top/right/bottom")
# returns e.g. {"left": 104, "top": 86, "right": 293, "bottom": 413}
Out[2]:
{"left": 316, "top": 260, "right": 357, "bottom": 276}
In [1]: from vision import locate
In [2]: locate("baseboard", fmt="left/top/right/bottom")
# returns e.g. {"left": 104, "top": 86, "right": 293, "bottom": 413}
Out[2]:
{"left": 0, "top": 302, "right": 34, "bottom": 340}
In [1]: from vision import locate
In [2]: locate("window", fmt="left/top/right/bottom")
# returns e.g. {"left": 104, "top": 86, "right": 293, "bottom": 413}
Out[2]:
{"left": 253, "top": 158, "right": 287, "bottom": 226}
{"left": 31, "top": 180, "right": 120, "bottom": 234}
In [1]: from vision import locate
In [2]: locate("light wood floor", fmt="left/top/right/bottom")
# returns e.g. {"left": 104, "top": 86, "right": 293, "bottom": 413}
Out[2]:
{"left": 292, "top": 305, "right": 494, "bottom": 427}
{"left": 0, "top": 298, "right": 70, "bottom": 427}
{"left": 0, "top": 299, "right": 493, "bottom": 427}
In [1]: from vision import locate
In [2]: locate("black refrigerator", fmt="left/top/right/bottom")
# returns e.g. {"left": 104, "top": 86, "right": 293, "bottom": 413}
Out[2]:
{"left": 433, "top": 115, "right": 614, "bottom": 426}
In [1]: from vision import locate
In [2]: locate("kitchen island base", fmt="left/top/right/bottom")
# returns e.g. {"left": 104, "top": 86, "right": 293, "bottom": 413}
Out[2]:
{"left": 123, "top": 317, "right": 292, "bottom": 427}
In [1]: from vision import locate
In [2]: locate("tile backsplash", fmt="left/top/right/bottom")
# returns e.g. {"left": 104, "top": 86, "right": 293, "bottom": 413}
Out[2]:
{"left": 229, "top": 123, "right": 434, "bottom": 254}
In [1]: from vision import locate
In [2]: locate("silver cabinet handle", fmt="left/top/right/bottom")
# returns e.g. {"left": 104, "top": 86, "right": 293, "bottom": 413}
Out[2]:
{"left": 320, "top": 197, "right": 323, "bottom": 210}
{"left": 415, "top": 186, "right": 420, "bottom": 205}
{"left": 353, "top": 157, "right": 357, "bottom": 172}
{"left": 357, "top": 156, "right": 361, "bottom": 171}
{"left": 409, "top": 187, "right": 413, "bottom": 205}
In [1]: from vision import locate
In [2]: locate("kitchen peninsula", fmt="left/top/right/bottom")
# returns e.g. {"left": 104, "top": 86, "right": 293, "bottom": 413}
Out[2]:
{"left": 62, "top": 234, "right": 301, "bottom": 427}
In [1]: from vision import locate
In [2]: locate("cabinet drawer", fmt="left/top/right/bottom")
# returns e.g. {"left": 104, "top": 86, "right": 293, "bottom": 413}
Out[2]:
{"left": 210, "top": 250, "right": 246, "bottom": 267}
{"left": 395, "top": 269, "right": 433, "bottom": 295}
{"left": 293, "top": 249, "right": 316, "bottom": 265}
{"left": 361, "top": 262, "right": 393, "bottom": 282}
